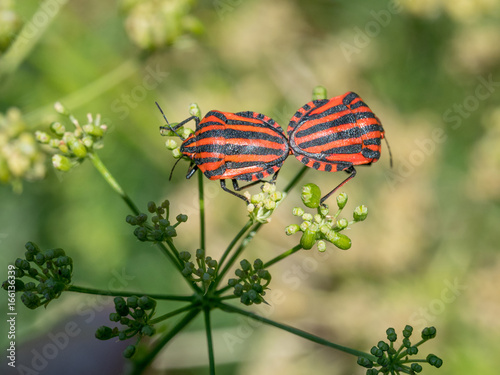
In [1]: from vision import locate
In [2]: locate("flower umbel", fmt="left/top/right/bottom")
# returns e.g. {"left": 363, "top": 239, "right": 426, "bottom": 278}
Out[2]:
{"left": 96, "top": 295, "right": 157, "bottom": 358}
{"left": 357, "top": 325, "right": 443, "bottom": 374}
{"left": 1, "top": 242, "right": 73, "bottom": 309}
{"left": 285, "top": 184, "right": 368, "bottom": 251}
{"left": 246, "top": 182, "right": 286, "bottom": 224}
{"left": 228, "top": 259, "right": 271, "bottom": 305}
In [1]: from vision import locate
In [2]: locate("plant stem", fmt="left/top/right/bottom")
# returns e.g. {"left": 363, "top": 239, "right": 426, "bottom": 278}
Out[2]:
{"left": 131, "top": 308, "right": 200, "bottom": 375}
{"left": 263, "top": 244, "right": 303, "bottom": 268}
{"left": 149, "top": 304, "right": 198, "bottom": 325}
{"left": 204, "top": 307, "right": 216, "bottom": 375}
{"left": 284, "top": 165, "right": 308, "bottom": 193}
{"left": 198, "top": 169, "right": 206, "bottom": 251}
{"left": 0, "top": 0, "right": 69, "bottom": 81}
{"left": 66, "top": 285, "right": 194, "bottom": 302}
{"left": 217, "top": 220, "right": 253, "bottom": 269}
{"left": 218, "top": 302, "right": 377, "bottom": 361}
{"left": 214, "top": 166, "right": 309, "bottom": 293}
{"left": 88, "top": 152, "right": 140, "bottom": 215}
{"left": 214, "top": 222, "right": 260, "bottom": 290}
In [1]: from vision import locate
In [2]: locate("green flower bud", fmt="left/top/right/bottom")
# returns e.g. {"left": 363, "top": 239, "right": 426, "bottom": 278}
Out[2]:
{"left": 95, "top": 326, "right": 114, "bottom": 340}
{"left": 301, "top": 183, "right": 321, "bottom": 208}
{"left": 353, "top": 205, "right": 368, "bottom": 221}
{"left": 35, "top": 131, "right": 51, "bottom": 144}
{"left": 123, "top": 345, "right": 136, "bottom": 358}
{"left": 253, "top": 259, "right": 263, "bottom": 270}
{"left": 176, "top": 214, "right": 188, "bottom": 222}
{"left": 300, "top": 227, "right": 318, "bottom": 250}
{"left": 114, "top": 297, "right": 129, "bottom": 316}
{"left": 336, "top": 218, "right": 348, "bottom": 230}
{"left": 25, "top": 241, "right": 40, "bottom": 254}
{"left": 366, "top": 369, "right": 379, "bottom": 375}
{"left": 407, "top": 346, "right": 418, "bottom": 355}
{"left": 50, "top": 122, "right": 66, "bottom": 135}
{"left": 21, "top": 292, "right": 41, "bottom": 309}
{"left": 332, "top": 233, "right": 351, "bottom": 250}
{"left": 377, "top": 356, "right": 390, "bottom": 366}
{"left": 314, "top": 214, "right": 322, "bottom": 224}
{"left": 82, "top": 136, "right": 93, "bottom": 148}
{"left": 69, "top": 139, "right": 87, "bottom": 158}
{"left": 138, "top": 296, "right": 156, "bottom": 310}
{"left": 52, "top": 154, "right": 72, "bottom": 172}
{"left": 292, "top": 207, "right": 304, "bottom": 216}
{"left": 319, "top": 204, "right": 329, "bottom": 216}
{"left": 189, "top": 103, "right": 202, "bottom": 119}
{"left": 54, "top": 102, "right": 68, "bottom": 115}
{"left": 251, "top": 192, "right": 265, "bottom": 204}
{"left": 403, "top": 325, "right": 413, "bottom": 338}
{"left": 109, "top": 312, "right": 121, "bottom": 322}
{"left": 147, "top": 201, "right": 157, "bottom": 213}
{"left": 356, "top": 356, "right": 373, "bottom": 368}
{"left": 312, "top": 85, "right": 328, "bottom": 100}
{"left": 411, "top": 363, "right": 423, "bottom": 373}
{"left": 82, "top": 124, "right": 103, "bottom": 137}
{"left": 370, "top": 346, "right": 384, "bottom": 357}
{"left": 377, "top": 341, "right": 389, "bottom": 351}
{"left": 165, "top": 139, "right": 178, "bottom": 150}
{"left": 127, "top": 296, "right": 138, "bottom": 308}
{"left": 317, "top": 240, "right": 326, "bottom": 252}
{"left": 264, "top": 199, "right": 276, "bottom": 210}
{"left": 299, "top": 221, "right": 311, "bottom": 232}
{"left": 302, "top": 213, "right": 313, "bottom": 222}
{"left": 336, "top": 193, "right": 348, "bottom": 209}
{"left": 426, "top": 354, "right": 443, "bottom": 368}
{"left": 240, "top": 259, "right": 251, "bottom": 272}
{"left": 421, "top": 326, "right": 437, "bottom": 340}
{"left": 141, "top": 325, "right": 155, "bottom": 337}
{"left": 285, "top": 224, "right": 300, "bottom": 235}
{"left": 172, "top": 148, "right": 182, "bottom": 159}
{"left": 386, "top": 328, "right": 397, "bottom": 342}
{"left": 270, "top": 191, "right": 282, "bottom": 201}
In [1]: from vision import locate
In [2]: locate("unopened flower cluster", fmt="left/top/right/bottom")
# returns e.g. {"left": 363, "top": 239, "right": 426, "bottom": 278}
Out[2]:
{"left": 286, "top": 184, "right": 368, "bottom": 251}
{"left": 96, "top": 295, "right": 157, "bottom": 359}
{"left": 246, "top": 182, "right": 286, "bottom": 224}
{"left": 35, "top": 102, "right": 108, "bottom": 172}
{"left": 1, "top": 242, "right": 73, "bottom": 309}
{"left": 357, "top": 325, "right": 443, "bottom": 374}
{"left": 126, "top": 200, "right": 187, "bottom": 242}
{"left": 229, "top": 259, "right": 271, "bottom": 306}
{"left": 0, "top": 108, "right": 46, "bottom": 192}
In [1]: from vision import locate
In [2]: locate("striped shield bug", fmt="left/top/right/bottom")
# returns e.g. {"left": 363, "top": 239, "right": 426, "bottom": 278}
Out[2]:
{"left": 287, "top": 91, "right": 391, "bottom": 204}
{"left": 157, "top": 103, "right": 290, "bottom": 203}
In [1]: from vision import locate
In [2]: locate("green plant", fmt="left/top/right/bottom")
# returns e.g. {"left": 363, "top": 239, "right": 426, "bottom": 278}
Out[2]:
{"left": 2, "top": 88, "right": 442, "bottom": 374}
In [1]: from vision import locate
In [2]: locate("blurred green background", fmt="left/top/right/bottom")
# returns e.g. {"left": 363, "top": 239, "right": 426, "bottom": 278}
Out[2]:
{"left": 1, "top": 0, "right": 500, "bottom": 374}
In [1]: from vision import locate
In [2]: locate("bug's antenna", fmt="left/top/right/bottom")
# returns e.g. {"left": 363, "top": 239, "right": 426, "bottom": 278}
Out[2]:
{"left": 169, "top": 157, "right": 184, "bottom": 181}
{"left": 384, "top": 135, "right": 393, "bottom": 168}
{"left": 156, "top": 102, "right": 182, "bottom": 138}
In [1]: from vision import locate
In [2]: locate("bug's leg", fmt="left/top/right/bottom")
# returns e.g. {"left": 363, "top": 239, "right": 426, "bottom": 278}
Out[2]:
{"left": 231, "top": 179, "right": 263, "bottom": 191}
{"left": 320, "top": 166, "right": 357, "bottom": 205}
{"left": 186, "top": 163, "right": 199, "bottom": 179}
{"left": 220, "top": 180, "right": 250, "bottom": 203}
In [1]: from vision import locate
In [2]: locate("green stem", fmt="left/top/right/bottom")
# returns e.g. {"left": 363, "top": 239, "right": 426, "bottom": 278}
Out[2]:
{"left": 88, "top": 152, "right": 140, "bottom": 215}
{"left": 218, "top": 302, "right": 376, "bottom": 361}
{"left": 131, "top": 308, "right": 200, "bottom": 375}
{"left": 204, "top": 307, "right": 216, "bottom": 375}
{"left": 149, "top": 304, "right": 197, "bottom": 325}
{"left": 214, "top": 222, "right": 260, "bottom": 289}
{"left": 66, "top": 285, "right": 194, "bottom": 302}
{"left": 0, "top": 0, "right": 69, "bottom": 81}
{"left": 198, "top": 169, "right": 206, "bottom": 251}
{"left": 263, "top": 244, "right": 303, "bottom": 268}
{"left": 284, "top": 165, "right": 308, "bottom": 193}
{"left": 217, "top": 220, "right": 253, "bottom": 269}
{"left": 213, "top": 166, "right": 309, "bottom": 293}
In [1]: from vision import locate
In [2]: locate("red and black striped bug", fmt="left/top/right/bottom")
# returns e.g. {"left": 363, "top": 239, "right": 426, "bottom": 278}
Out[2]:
{"left": 157, "top": 103, "right": 290, "bottom": 203}
{"left": 287, "top": 91, "right": 391, "bottom": 204}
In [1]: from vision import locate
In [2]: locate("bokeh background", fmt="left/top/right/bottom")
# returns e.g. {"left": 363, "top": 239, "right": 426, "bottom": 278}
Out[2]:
{"left": 1, "top": 0, "right": 500, "bottom": 374}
